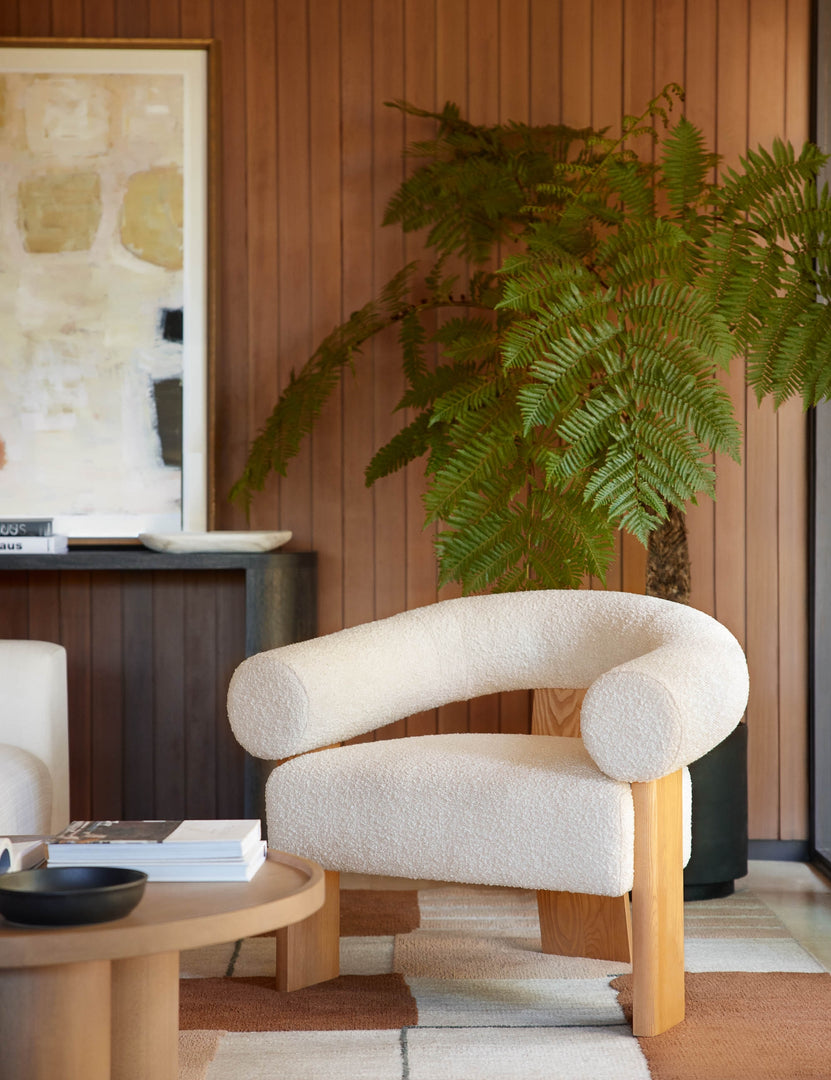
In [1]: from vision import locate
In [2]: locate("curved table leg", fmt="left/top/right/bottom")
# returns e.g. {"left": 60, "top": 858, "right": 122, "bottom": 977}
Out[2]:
{"left": 111, "top": 951, "right": 180, "bottom": 1080}
{"left": 0, "top": 959, "right": 111, "bottom": 1080}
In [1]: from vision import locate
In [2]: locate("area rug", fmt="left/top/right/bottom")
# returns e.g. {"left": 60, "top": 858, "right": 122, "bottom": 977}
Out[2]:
{"left": 178, "top": 882, "right": 830, "bottom": 1079}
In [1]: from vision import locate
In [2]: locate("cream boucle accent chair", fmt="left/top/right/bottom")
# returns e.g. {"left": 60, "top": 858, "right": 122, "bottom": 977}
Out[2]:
{"left": 227, "top": 590, "right": 749, "bottom": 1036}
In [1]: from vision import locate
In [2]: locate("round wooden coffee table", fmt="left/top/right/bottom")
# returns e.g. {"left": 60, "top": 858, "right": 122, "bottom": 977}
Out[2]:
{"left": 0, "top": 849, "right": 325, "bottom": 1080}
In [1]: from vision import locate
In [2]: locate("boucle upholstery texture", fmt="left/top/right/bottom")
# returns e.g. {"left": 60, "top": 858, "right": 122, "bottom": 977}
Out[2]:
{"left": 0, "top": 640, "right": 70, "bottom": 833}
{"left": 227, "top": 590, "right": 748, "bottom": 783}
{"left": 265, "top": 733, "right": 692, "bottom": 894}
{"left": 0, "top": 744, "right": 52, "bottom": 834}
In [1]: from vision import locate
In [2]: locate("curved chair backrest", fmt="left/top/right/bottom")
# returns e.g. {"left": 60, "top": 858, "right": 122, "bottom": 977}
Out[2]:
{"left": 228, "top": 590, "right": 748, "bottom": 783}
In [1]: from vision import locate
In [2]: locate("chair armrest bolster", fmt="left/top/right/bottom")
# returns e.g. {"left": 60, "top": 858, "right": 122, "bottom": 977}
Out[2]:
{"left": 580, "top": 632, "right": 749, "bottom": 782}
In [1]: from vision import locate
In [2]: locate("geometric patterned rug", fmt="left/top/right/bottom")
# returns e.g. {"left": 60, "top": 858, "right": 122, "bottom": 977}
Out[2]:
{"left": 178, "top": 883, "right": 831, "bottom": 1079}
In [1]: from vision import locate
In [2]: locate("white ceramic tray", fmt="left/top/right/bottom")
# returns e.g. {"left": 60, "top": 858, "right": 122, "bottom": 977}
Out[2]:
{"left": 139, "top": 531, "right": 292, "bottom": 554}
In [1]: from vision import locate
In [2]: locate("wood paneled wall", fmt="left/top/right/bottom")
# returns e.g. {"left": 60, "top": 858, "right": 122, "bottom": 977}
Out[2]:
{"left": 0, "top": 0, "right": 812, "bottom": 840}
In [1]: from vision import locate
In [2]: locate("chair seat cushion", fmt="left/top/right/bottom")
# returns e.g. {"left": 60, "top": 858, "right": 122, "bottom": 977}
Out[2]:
{"left": 0, "top": 743, "right": 52, "bottom": 834}
{"left": 266, "top": 734, "right": 687, "bottom": 897}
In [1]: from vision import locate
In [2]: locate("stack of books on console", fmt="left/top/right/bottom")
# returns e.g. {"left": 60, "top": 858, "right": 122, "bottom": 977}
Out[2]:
{"left": 0, "top": 518, "right": 68, "bottom": 554}
{"left": 46, "top": 820, "right": 267, "bottom": 882}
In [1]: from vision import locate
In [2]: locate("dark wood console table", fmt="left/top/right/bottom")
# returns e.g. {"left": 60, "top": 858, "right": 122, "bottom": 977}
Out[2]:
{"left": 0, "top": 548, "right": 316, "bottom": 822}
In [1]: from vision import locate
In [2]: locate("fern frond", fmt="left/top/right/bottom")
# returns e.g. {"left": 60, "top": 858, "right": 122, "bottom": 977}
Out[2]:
{"left": 717, "top": 139, "right": 828, "bottom": 217}
{"left": 617, "top": 283, "right": 734, "bottom": 367}
{"left": 431, "top": 370, "right": 508, "bottom": 423}
{"left": 398, "top": 308, "right": 429, "bottom": 389}
{"left": 746, "top": 280, "right": 827, "bottom": 402}
{"left": 423, "top": 401, "right": 525, "bottom": 520}
{"left": 364, "top": 412, "right": 434, "bottom": 485}
{"left": 659, "top": 117, "right": 717, "bottom": 215}
{"left": 598, "top": 219, "right": 690, "bottom": 289}
{"left": 230, "top": 269, "right": 418, "bottom": 506}
{"left": 517, "top": 324, "right": 620, "bottom": 432}
{"left": 431, "top": 316, "right": 500, "bottom": 364}
{"left": 497, "top": 254, "right": 594, "bottom": 314}
{"left": 396, "top": 359, "right": 478, "bottom": 411}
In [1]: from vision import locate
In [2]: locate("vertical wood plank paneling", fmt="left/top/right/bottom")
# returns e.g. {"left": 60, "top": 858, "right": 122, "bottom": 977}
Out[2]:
{"left": 59, "top": 573, "right": 92, "bottom": 818}
{"left": 499, "top": 0, "right": 529, "bottom": 123}
{"left": 746, "top": 0, "right": 787, "bottom": 839}
{"left": 467, "top": 0, "right": 498, "bottom": 125}
{"left": 0, "top": 3, "right": 20, "bottom": 34}
{"left": 653, "top": 0, "right": 685, "bottom": 95}
{"left": 778, "top": 0, "right": 811, "bottom": 840}
{"left": 82, "top": 0, "right": 115, "bottom": 37}
{"left": 592, "top": 0, "right": 623, "bottom": 138}
{"left": 436, "top": 0, "right": 468, "bottom": 111}
{"left": 621, "top": 0, "right": 654, "bottom": 597}
{"left": 147, "top": 0, "right": 180, "bottom": 37}
{"left": 51, "top": 0, "right": 82, "bottom": 36}
{"left": 0, "top": 574, "right": 29, "bottom": 638}
{"left": 250, "top": 0, "right": 287, "bottom": 533}
{"left": 435, "top": 0, "right": 471, "bottom": 736}
{"left": 403, "top": 0, "right": 440, "bottom": 739}
{"left": 214, "top": 571, "right": 246, "bottom": 817}
{"left": 276, "top": 2, "right": 315, "bottom": 550}
{"left": 466, "top": 0, "right": 501, "bottom": 736}
{"left": 115, "top": 0, "right": 148, "bottom": 37}
{"left": 27, "top": 572, "right": 60, "bottom": 643}
{"left": 309, "top": 0, "right": 344, "bottom": 637}
{"left": 213, "top": 0, "right": 251, "bottom": 529}
{"left": 152, "top": 571, "right": 185, "bottom": 816}
{"left": 682, "top": 0, "right": 717, "bottom": 617}
{"left": 561, "top": 0, "right": 592, "bottom": 126}
{"left": 341, "top": 0, "right": 377, "bottom": 635}
{"left": 183, "top": 574, "right": 217, "bottom": 817}
{"left": 529, "top": 0, "right": 561, "bottom": 125}
{"left": 90, "top": 572, "right": 122, "bottom": 817}
{"left": 592, "top": 0, "right": 625, "bottom": 594}
{"left": 498, "top": 0, "right": 533, "bottom": 736}
{"left": 372, "top": 0, "right": 407, "bottom": 739}
{"left": 19, "top": 3, "right": 51, "bottom": 35}
{"left": 121, "top": 576, "right": 154, "bottom": 817}
{"left": 714, "top": 0, "right": 749, "bottom": 652}
{"left": 180, "top": 0, "right": 209, "bottom": 37}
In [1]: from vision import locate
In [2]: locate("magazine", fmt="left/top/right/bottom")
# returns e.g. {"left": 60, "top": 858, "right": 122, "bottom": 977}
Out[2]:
{"left": 48, "top": 820, "right": 262, "bottom": 860}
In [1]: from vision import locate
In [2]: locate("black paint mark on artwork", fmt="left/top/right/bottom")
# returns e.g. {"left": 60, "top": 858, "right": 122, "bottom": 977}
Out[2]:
{"left": 152, "top": 378, "right": 183, "bottom": 468}
{"left": 160, "top": 308, "right": 184, "bottom": 344}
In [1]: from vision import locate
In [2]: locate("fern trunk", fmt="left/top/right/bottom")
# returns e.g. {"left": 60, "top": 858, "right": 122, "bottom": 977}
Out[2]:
{"left": 645, "top": 503, "right": 691, "bottom": 605}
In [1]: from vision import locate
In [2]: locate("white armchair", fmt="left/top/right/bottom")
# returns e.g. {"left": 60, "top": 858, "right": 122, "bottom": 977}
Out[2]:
{"left": 227, "top": 590, "right": 749, "bottom": 1036}
{"left": 0, "top": 640, "right": 69, "bottom": 835}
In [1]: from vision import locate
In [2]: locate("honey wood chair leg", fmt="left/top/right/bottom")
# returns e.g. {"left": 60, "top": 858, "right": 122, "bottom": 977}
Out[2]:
{"left": 537, "top": 890, "right": 632, "bottom": 963}
{"left": 275, "top": 869, "right": 340, "bottom": 991}
{"left": 532, "top": 688, "right": 631, "bottom": 964}
{"left": 631, "top": 770, "right": 685, "bottom": 1037}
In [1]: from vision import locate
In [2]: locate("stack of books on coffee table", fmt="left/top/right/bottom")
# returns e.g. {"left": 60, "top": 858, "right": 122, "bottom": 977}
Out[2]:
{"left": 46, "top": 820, "right": 267, "bottom": 881}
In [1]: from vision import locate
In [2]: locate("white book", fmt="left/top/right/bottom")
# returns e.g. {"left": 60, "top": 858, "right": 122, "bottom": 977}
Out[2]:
{"left": 46, "top": 841, "right": 268, "bottom": 882}
{"left": 47, "top": 819, "right": 262, "bottom": 862}
{"left": 0, "top": 535, "right": 68, "bottom": 554}
{"left": 0, "top": 837, "right": 47, "bottom": 873}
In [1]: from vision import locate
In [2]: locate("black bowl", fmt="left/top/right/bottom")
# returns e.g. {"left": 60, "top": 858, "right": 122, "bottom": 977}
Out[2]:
{"left": 0, "top": 866, "right": 148, "bottom": 927}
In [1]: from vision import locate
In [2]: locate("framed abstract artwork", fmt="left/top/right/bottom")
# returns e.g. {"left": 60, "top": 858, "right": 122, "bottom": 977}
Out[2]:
{"left": 0, "top": 39, "right": 216, "bottom": 540}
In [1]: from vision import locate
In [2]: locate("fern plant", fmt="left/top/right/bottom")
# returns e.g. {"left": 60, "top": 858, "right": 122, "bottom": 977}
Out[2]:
{"left": 232, "top": 88, "right": 831, "bottom": 595}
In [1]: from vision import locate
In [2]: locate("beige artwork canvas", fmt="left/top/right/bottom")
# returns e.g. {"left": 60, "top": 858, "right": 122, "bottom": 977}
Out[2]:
{"left": 0, "top": 44, "right": 209, "bottom": 538}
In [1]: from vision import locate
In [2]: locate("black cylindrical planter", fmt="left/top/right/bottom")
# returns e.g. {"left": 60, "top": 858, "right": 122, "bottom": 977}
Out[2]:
{"left": 683, "top": 723, "right": 748, "bottom": 901}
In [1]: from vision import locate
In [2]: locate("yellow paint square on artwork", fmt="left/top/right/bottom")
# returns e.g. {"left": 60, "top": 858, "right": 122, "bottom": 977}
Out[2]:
{"left": 18, "top": 169, "right": 102, "bottom": 253}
